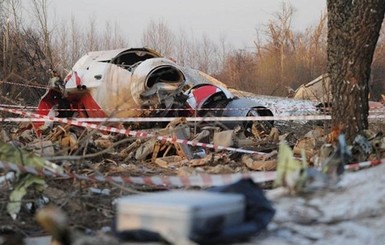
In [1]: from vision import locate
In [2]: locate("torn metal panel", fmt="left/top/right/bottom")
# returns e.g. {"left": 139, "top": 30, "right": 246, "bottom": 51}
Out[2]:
{"left": 293, "top": 74, "right": 384, "bottom": 112}
{"left": 185, "top": 83, "right": 233, "bottom": 113}
{"left": 154, "top": 156, "right": 183, "bottom": 168}
{"left": 135, "top": 138, "right": 157, "bottom": 161}
{"left": 182, "top": 67, "right": 229, "bottom": 88}
{"left": 213, "top": 130, "right": 235, "bottom": 149}
{"left": 294, "top": 73, "right": 331, "bottom": 104}
{"left": 172, "top": 124, "right": 193, "bottom": 160}
{"left": 221, "top": 98, "right": 274, "bottom": 136}
{"left": 71, "top": 57, "right": 186, "bottom": 118}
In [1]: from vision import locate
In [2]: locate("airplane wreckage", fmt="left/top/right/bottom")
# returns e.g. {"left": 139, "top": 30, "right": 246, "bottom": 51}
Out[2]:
{"left": 33, "top": 47, "right": 323, "bottom": 163}
{"left": 37, "top": 47, "right": 318, "bottom": 127}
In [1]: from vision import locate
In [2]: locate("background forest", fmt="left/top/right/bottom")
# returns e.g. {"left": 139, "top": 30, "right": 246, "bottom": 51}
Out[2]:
{"left": 1, "top": 0, "right": 384, "bottom": 105}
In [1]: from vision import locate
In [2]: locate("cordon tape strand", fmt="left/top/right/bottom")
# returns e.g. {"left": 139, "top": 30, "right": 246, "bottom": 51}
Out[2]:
{"left": 0, "top": 115, "right": 332, "bottom": 122}
{"left": 2, "top": 78, "right": 385, "bottom": 114}
{"left": 2, "top": 106, "right": 385, "bottom": 113}
{"left": 0, "top": 109, "right": 384, "bottom": 187}
{"left": 0, "top": 107, "right": 267, "bottom": 155}
{"left": 0, "top": 159, "right": 383, "bottom": 187}
{"left": 0, "top": 104, "right": 322, "bottom": 113}
{"left": 1, "top": 107, "right": 385, "bottom": 154}
{"left": 344, "top": 158, "right": 384, "bottom": 171}
{"left": 1, "top": 102, "right": 384, "bottom": 114}
{"left": 0, "top": 160, "right": 277, "bottom": 187}
{"left": 1, "top": 114, "right": 385, "bottom": 122}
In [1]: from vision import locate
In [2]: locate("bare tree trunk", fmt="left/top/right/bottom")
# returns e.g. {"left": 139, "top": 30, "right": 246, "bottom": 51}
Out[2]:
{"left": 263, "top": 3, "right": 296, "bottom": 95}
{"left": 141, "top": 19, "right": 175, "bottom": 57}
{"left": 31, "top": 0, "right": 53, "bottom": 68}
{"left": 2, "top": 0, "right": 23, "bottom": 74}
{"left": 327, "top": 0, "right": 385, "bottom": 141}
{"left": 86, "top": 15, "right": 98, "bottom": 51}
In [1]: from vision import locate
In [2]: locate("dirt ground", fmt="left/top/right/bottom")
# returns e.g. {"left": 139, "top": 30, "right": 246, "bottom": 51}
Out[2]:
{"left": 0, "top": 119, "right": 384, "bottom": 243}
{"left": 0, "top": 148, "right": 177, "bottom": 239}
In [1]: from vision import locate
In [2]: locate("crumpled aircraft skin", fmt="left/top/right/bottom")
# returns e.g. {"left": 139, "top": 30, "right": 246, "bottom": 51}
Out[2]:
{"left": 36, "top": 47, "right": 275, "bottom": 131}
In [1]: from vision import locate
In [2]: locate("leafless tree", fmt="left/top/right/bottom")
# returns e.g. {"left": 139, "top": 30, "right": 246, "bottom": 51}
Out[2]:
{"left": 1, "top": 0, "right": 23, "bottom": 74}
{"left": 196, "top": 34, "right": 218, "bottom": 73}
{"left": 68, "top": 15, "right": 83, "bottom": 66}
{"left": 264, "top": 3, "right": 296, "bottom": 83}
{"left": 217, "top": 49, "right": 259, "bottom": 92}
{"left": 309, "top": 12, "right": 327, "bottom": 77}
{"left": 30, "top": 0, "right": 54, "bottom": 68}
{"left": 252, "top": 2, "right": 311, "bottom": 96}
{"left": 85, "top": 15, "right": 99, "bottom": 52}
{"left": 174, "top": 28, "right": 189, "bottom": 66}
{"left": 100, "top": 20, "right": 127, "bottom": 50}
{"left": 141, "top": 19, "right": 175, "bottom": 57}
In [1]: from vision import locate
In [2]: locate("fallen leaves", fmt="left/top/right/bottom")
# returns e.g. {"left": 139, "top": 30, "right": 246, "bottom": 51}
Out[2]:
{"left": 2, "top": 115, "right": 385, "bottom": 226}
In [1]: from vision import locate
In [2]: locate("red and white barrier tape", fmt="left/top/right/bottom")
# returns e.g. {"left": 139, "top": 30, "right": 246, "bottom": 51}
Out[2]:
{"left": 1, "top": 103, "right": 384, "bottom": 115}
{"left": 344, "top": 158, "right": 384, "bottom": 171}
{"left": 0, "top": 115, "right": 332, "bottom": 122}
{"left": 0, "top": 158, "right": 383, "bottom": 188}
{"left": 1, "top": 78, "right": 385, "bottom": 115}
{"left": 0, "top": 160, "right": 276, "bottom": 187}
{"left": 0, "top": 105, "right": 317, "bottom": 113}
{"left": 2, "top": 114, "right": 385, "bottom": 123}
{"left": 0, "top": 104, "right": 37, "bottom": 109}
{"left": 0, "top": 107, "right": 267, "bottom": 155}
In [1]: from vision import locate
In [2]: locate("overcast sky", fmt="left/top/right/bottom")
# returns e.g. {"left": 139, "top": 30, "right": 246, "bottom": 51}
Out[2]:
{"left": 45, "top": 0, "right": 326, "bottom": 49}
